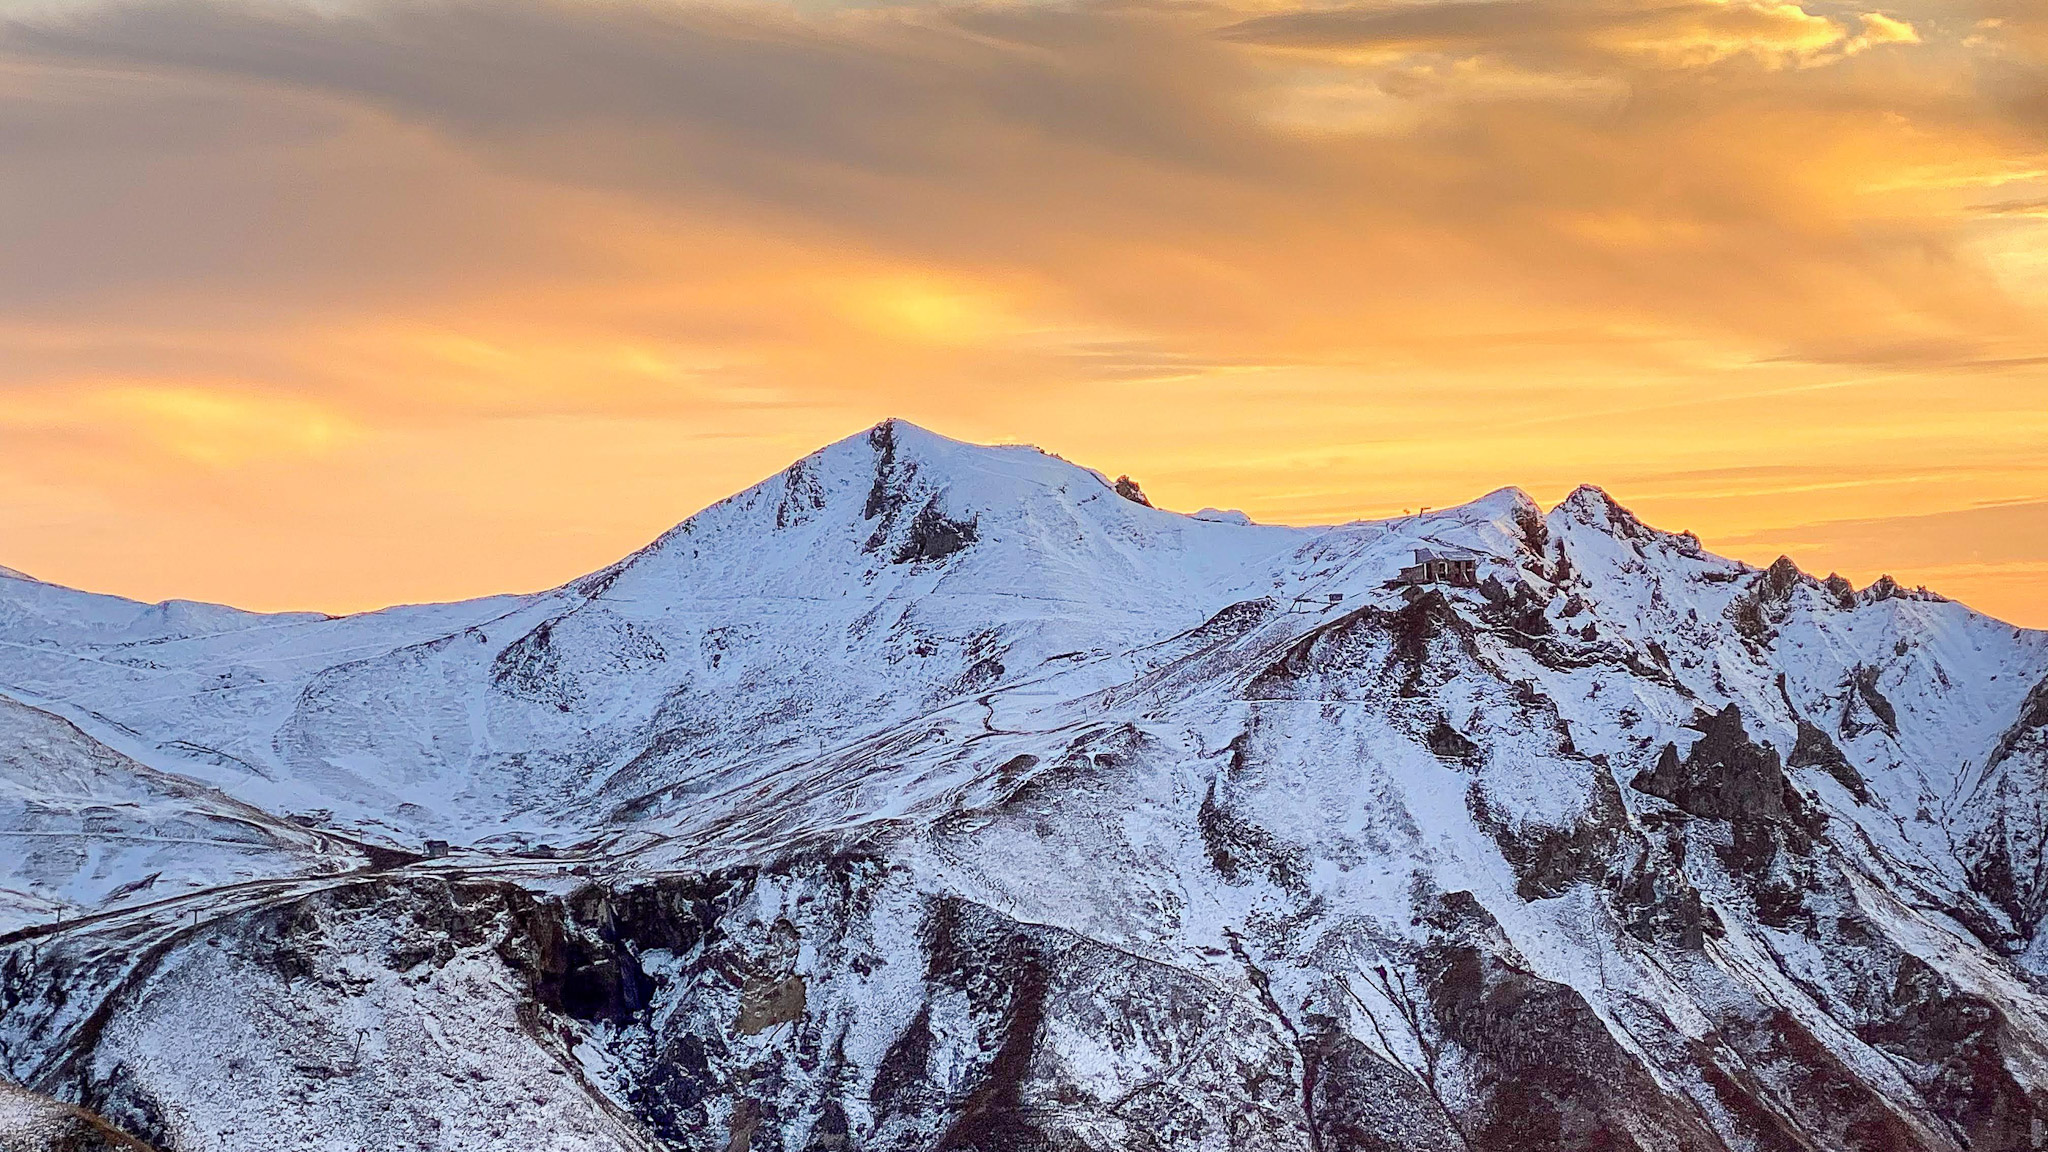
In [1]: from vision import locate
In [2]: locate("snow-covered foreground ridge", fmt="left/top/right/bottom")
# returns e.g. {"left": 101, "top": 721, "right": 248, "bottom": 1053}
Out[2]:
{"left": 4, "top": 419, "right": 2048, "bottom": 1151}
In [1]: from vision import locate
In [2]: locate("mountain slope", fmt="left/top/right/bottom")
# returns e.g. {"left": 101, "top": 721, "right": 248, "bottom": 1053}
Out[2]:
{"left": 0, "top": 696, "right": 365, "bottom": 934}
{"left": 0, "top": 422, "right": 1316, "bottom": 847}
{"left": 3, "top": 420, "right": 2047, "bottom": 1152}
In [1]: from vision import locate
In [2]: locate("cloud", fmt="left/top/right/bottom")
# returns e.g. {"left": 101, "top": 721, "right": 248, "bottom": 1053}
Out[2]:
{"left": 1220, "top": 0, "right": 1871, "bottom": 69}
{"left": 1847, "top": 11, "right": 1920, "bottom": 52}
{"left": 0, "top": 0, "right": 2042, "bottom": 618}
{"left": 2, "top": 0, "right": 2038, "bottom": 369}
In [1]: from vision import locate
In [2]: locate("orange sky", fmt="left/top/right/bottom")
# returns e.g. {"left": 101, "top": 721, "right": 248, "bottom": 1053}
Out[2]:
{"left": 1, "top": 0, "right": 2045, "bottom": 624}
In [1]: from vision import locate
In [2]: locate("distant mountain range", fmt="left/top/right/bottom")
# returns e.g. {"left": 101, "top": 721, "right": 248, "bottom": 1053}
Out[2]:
{"left": 3, "top": 419, "right": 2045, "bottom": 1151}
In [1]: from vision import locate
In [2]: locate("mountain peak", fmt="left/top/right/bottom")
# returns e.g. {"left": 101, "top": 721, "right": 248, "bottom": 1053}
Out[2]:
{"left": 1554, "top": 483, "right": 1627, "bottom": 520}
{"left": 1461, "top": 485, "right": 1542, "bottom": 520}
{"left": 848, "top": 417, "right": 1053, "bottom": 468}
{"left": 1860, "top": 572, "right": 1948, "bottom": 605}
{"left": 1550, "top": 483, "right": 1703, "bottom": 553}
{"left": 859, "top": 416, "right": 965, "bottom": 456}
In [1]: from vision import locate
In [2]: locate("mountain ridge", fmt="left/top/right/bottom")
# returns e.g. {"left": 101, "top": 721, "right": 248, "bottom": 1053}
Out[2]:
{"left": 1, "top": 419, "right": 1960, "bottom": 625}
{"left": 3, "top": 419, "right": 2048, "bottom": 1152}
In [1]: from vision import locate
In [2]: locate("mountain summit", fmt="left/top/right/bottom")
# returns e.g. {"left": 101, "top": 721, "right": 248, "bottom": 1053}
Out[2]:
{"left": 3, "top": 422, "right": 2047, "bottom": 1152}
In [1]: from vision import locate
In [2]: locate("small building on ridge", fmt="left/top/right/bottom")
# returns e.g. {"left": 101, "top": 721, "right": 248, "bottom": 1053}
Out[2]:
{"left": 1399, "top": 548, "right": 1479, "bottom": 588}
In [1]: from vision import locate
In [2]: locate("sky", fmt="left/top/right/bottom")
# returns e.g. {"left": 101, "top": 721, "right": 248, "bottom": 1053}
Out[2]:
{"left": 0, "top": 0, "right": 2044, "bottom": 624}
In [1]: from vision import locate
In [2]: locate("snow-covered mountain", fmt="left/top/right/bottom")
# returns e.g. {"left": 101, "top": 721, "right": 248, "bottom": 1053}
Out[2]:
{"left": 3, "top": 419, "right": 2047, "bottom": 1151}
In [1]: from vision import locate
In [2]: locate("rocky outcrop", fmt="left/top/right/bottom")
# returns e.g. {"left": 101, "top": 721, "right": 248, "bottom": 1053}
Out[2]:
{"left": 892, "top": 499, "right": 978, "bottom": 564}
{"left": 1631, "top": 705, "right": 1814, "bottom": 829}
{"left": 858, "top": 421, "right": 980, "bottom": 564}
{"left": 1729, "top": 556, "right": 1816, "bottom": 644}
{"left": 1856, "top": 954, "right": 2048, "bottom": 1150}
{"left": 1859, "top": 575, "right": 1947, "bottom": 606}
{"left": 1629, "top": 706, "right": 1832, "bottom": 930}
{"left": 1842, "top": 665, "right": 1899, "bottom": 739}
{"left": 1416, "top": 893, "right": 1727, "bottom": 1152}
{"left": 1787, "top": 719, "right": 1869, "bottom": 804}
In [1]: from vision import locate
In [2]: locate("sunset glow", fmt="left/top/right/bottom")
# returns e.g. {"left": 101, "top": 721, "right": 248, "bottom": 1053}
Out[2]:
{"left": 1, "top": 0, "right": 2044, "bottom": 621}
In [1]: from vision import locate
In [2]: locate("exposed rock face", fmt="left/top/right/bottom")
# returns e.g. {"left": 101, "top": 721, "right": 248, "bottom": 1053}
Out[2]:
{"left": 0, "top": 1081, "right": 157, "bottom": 1152}
{"left": 1855, "top": 954, "right": 2046, "bottom": 1151}
{"left": 1823, "top": 573, "right": 1857, "bottom": 610}
{"left": 1729, "top": 556, "right": 1822, "bottom": 645}
{"left": 2, "top": 423, "right": 2047, "bottom": 1152}
{"left": 862, "top": 420, "right": 906, "bottom": 521}
{"left": 1417, "top": 927, "right": 1725, "bottom": 1152}
{"left": 1843, "top": 664, "right": 1900, "bottom": 738}
{"left": 1859, "top": 574, "right": 1947, "bottom": 606}
{"left": 1631, "top": 705, "right": 1810, "bottom": 827}
{"left": 1960, "top": 674, "right": 2048, "bottom": 956}
{"left": 859, "top": 420, "right": 980, "bottom": 564}
{"left": 891, "top": 499, "right": 978, "bottom": 564}
{"left": 1788, "top": 718, "right": 1869, "bottom": 804}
